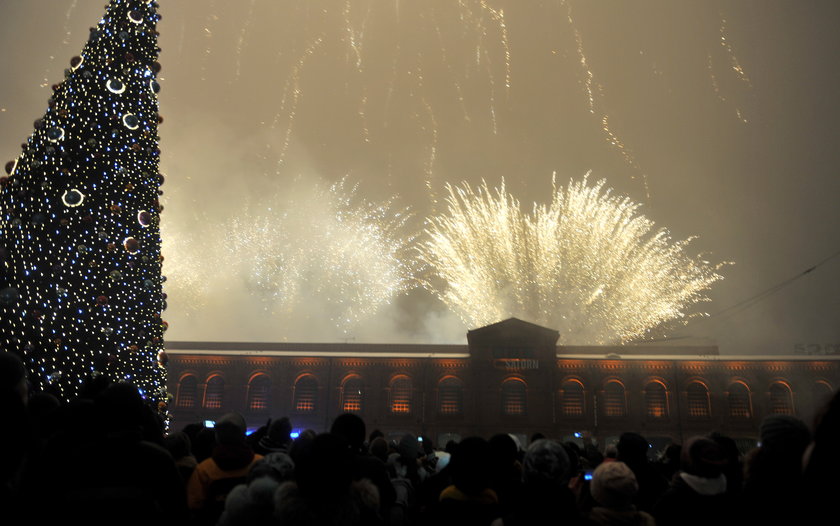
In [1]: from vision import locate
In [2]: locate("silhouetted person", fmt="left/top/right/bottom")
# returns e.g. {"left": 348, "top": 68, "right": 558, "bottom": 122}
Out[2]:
{"left": 165, "top": 431, "right": 198, "bottom": 485}
{"left": 615, "top": 432, "right": 668, "bottom": 512}
{"left": 434, "top": 436, "right": 500, "bottom": 526}
{"left": 0, "top": 352, "right": 29, "bottom": 521}
{"left": 274, "top": 432, "right": 382, "bottom": 526}
{"left": 217, "top": 452, "right": 296, "bottom": 526}
{"left": 802, "top": 388, "right": 840, "bottom": 523}
{"left": 331, "top": 412, "right": 396, "bottom": 518}
{"left": 585, "top": 461, "right": 655, "bottom": 526}
{"left": 492, "top": 439, "right": 581, "bottom": 526}
{"left": 653, "top": 436, "right": 734, "bottom": 526}
{"left": 707, "top": 432, "right": 742, "bottom": 496}
{"left": 253, "top": 416, "right": 293, "bottom": 455}
{"left": 488, "top": 433, "right": 523, "bottom": 516}
{"left": 188, "top": 412, "right": 262, "bottom": 526}
{"left": 741, "top": 414, "right": 810, "bottom": 524}
{"left": 35, "top": 382, "right": 187, "bottom": 526}
{"left": 655, "top": 443, "right": 682, "bottom": 483}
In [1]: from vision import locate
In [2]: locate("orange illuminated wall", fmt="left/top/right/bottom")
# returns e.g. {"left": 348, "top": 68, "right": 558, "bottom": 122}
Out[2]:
{"left": 341, "top": 375, "right": 363, "bottom": 413}
{"left": 294, "top": 374, "right": 318, "bottom": 412}
{"left": 438, "top": 376, "right": 464, "bottom": 415}
{"left": 390, "top": 375, "right": 412, "bottom": 414}
{"left": 686, "top": 381, "right": 711, "bottom": 418}
{"left": 560, "top": 379, "right": 585, "bottom": 417}
{"left": 603, "top": 379, "right": 627, "bottom": 418}
{"left": 501, "top": 377, "right": 527, "bottom": 416}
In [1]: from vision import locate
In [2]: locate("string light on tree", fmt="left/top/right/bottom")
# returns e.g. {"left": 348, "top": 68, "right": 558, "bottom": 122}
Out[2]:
{"left": 0, "top": 0, "right": 169, "bottom": 411}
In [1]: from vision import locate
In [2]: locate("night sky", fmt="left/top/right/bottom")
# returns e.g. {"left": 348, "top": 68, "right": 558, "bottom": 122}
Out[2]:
{"left": 1, "top": 0, "right": 838, "bottom": 354}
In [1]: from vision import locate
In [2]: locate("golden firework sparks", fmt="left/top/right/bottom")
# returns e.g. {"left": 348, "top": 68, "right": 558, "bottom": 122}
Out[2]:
{"left": 418, "top": 175, "right": 726, "bottom": 344}
{"left": 226, "top": 178, "right": 415, "bottom": 333}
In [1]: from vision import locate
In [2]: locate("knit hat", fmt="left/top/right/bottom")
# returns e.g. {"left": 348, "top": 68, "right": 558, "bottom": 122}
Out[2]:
{"left": 215, "top": 412, "right": 247, "bottom": 445}
{"left": 331, "top": 413, "right": 366, "bottom": 451}
{"left": 267, "top": 417, "right": 292, "bottom": 444}
{"left": 523, "top": 439, "right": 570, "bottom": 485}
{"left": 759, "top": 414, "right": 811, "bottom": 452}
{"left": 247, "top": 451, "right": 295, "bottom": 483}
{"left": 591, "top": 461, "right": 638, "bottom": 509}
{"left": 398, "top": 433, "right": 420, "bottom": 461}
{"left": 681, "top": 436, "right": 727, "bottom": 478}
{"left": 616, "top": 432, "right": 649, "bottom": 462}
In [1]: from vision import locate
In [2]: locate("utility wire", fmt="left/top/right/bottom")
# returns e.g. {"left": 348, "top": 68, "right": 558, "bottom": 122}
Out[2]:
{"left": 645, "top": 247, "right": 840, "bottom": 343}
{"left": 708, "top": 247, "right": 840, "bottom": 321}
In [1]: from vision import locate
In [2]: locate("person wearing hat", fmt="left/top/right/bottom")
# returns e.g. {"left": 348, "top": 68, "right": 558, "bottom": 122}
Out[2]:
{"left": 434, "top": 436, "right": 501, "bottom": 526}
{"left": 491, "top": 438, "right": 580, "bottom": 526}
{"left": 0, "top": 351, "right": 28, "bottom": 514}
{"left": 253, "top": 416, "right": 293, "bottom": 456}
{"left": 653, "top": 436, "right": 735, "bottom": 526}
{"left": 586, "top": 461, "right": 655, "bottom": 526}
{"left": 740, "top": 414, "right": 811, "bottom": 525}
{"left": 615, "top": 432, "right": 668, "bottom": 512}
{"left": 187, "top": 412, "right": 263, "bottom": 526}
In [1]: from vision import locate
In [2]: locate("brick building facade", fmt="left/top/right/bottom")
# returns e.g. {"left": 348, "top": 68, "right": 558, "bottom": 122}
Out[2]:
{"left": 165, "top": 318, "right": 840, "bottom": 450}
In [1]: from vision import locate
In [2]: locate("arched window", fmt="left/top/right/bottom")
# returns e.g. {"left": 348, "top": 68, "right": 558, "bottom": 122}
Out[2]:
{"left": 727, "top": 381, "right": 751, "bottom": 419}
{"left": 294, "top": 375, "right": 318, "bottom": 413}
{"left": 247, "top": 374, "right": 272, "bottom": 412}
{"left": 438, "top": 376, "right": 464, "bottom": 415}
{"left": 204, "top": 375, "right": 225, "bottom": 409}
{"left": 645, "top": 381, "right": 668, "bottom": 419}
{"left": 603, "top": 380, "right": 627, "bottom": 418}
{"left": 176, "top": 374, "right": 198, "bottom": 408}
{"left": 560, "top": 379, "right": 585, "bottom": 417}
{"left": 390, "top": 375, "right": 413, "bottom": 414}
{"left": 769, "top": 382, "right": 794, "bottom": 415}
{"left": 501, "top": 378, "right": 527, "bottom": 416}
{"left": 342, "top": 375, "right": 364, "bottom": 413}
{"left": 815, "top": 381, "right": 834, "bottom": 407}
{"left": 686, "top": 381, "right": 711, "bottom": 418}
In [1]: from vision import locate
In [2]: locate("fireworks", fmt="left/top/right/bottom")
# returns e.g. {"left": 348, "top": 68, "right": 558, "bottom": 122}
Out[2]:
{"left": 418, "top": 175, "right": 726, "bottom": 344}
{"left": 226, "top": 178, "right": 415, "bottom": 334}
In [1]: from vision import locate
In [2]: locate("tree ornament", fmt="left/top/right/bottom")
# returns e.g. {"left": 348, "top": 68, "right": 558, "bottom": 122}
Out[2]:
{"left": 46, "top": 127, "right": 65, "bottom": 142}
{"left": 107, "top": 79, "right": 126, "bottom": 94}
{"left": 62, "top": 189, "right": 85, "bottom": 207}
{"left": 137, "top": 210, "right": 152, "bottom": 227}
{"left": 123, "top": 237, "right": 140, "bottom": 254}
{"left": 122, "top": 114, "right": 140, "bottom": 130}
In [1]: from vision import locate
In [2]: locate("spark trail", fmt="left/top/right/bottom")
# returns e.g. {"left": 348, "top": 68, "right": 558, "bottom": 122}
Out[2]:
{"left": 226, "top": 178, "right": 415, "bottom": 334}
{"left": 418, "top": 175, "right": 726, "bottom": 344}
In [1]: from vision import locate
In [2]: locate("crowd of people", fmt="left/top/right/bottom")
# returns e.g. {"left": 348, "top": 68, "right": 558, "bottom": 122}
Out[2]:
{"left": 1, "top": 350, "right": 839, "bottom": 526}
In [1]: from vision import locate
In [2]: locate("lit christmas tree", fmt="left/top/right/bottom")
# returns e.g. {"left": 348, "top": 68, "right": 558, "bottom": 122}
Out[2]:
{"left": 0, "top": 0, "right": 168, "bottom": 411}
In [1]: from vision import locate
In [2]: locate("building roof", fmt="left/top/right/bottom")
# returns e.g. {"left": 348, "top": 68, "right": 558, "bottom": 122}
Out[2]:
{"left": 164, "top": 340, "right": 470, "bottom": 358}
{"left": 164, "top": 319, "right": 840, "bottom": 361}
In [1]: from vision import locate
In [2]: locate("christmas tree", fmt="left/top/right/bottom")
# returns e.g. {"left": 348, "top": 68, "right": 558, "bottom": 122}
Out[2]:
{"left": 0, "top": 0, "right": 168, "bottom": 410}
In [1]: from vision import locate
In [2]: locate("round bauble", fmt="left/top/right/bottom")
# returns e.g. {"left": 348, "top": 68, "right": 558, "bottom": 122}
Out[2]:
{"left": 123, "top": 237, "right": 140, "bottom": 254}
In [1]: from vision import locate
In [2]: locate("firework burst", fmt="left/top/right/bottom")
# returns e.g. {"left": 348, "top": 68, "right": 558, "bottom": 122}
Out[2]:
{"left": 418, "top": 175, "right": 726, "bottom": 344}
{"left": 227, "top": 178, "right": 415, "bottom": 334}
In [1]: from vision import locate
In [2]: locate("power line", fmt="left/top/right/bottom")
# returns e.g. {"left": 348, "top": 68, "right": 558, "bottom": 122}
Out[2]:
{"left": 708, "top": 247, "right": 840, "bottom": 321}
{"left": 646, "top": 247, "right": 840, "bottom": 343}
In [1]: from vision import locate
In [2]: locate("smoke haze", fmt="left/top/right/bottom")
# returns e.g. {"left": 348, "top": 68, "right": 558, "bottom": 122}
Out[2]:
{"left": 1, "top": 1, "right": 838, "bottom": 353}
